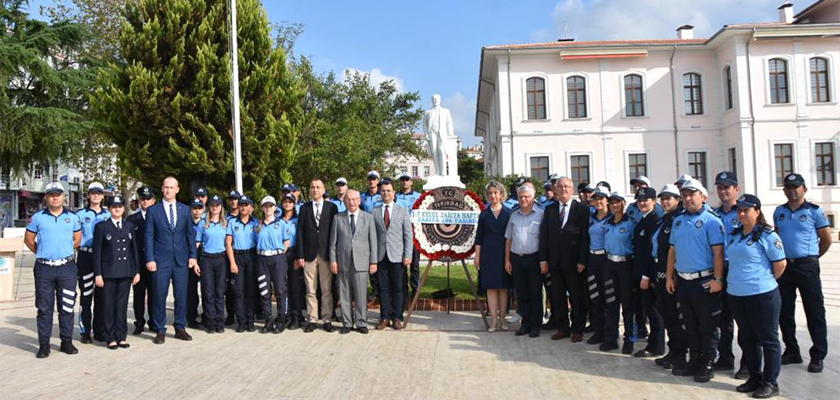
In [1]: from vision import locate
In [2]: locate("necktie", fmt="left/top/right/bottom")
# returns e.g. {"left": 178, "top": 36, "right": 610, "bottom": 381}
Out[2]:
{"left": 169, "top": 204, "right": 175, "bottom": 230}
{"left": 558, "top": 203, "right": 567, "bottom": 230}
{"left": 384, "top": 205, "right": 390, "bottom": 229}
{"left": 350, "top": 213, "right": 356, "bottom": 234}
{"left": 117, "top": 221, "right": 121, "bottom": 231}
{"left": 315, "top": 202, "right": 321, "bottom": 227}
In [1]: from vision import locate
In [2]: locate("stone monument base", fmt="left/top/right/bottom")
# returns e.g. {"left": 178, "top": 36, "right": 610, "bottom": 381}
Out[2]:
{"left": 423, "top": 175, "right": 466, "bottom": 190}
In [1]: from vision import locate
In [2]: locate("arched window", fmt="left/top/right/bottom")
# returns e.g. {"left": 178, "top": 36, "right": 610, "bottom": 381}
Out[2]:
{"left": 624, "top": 74, "right": 644, "bottom": 117}
{"left": 567, "top": 76, "right": 587, "bottom": 118}
{"left": 525, "top": 77, "right": 546, "bottom": 120}
{"left": 724, "top": 66, "right": 734, "bottom": 110}
{"left": 810, "top": 57, "right": 831, "bottom": 103}
{"left": 683, "top": 73, "right": 703, "bottom": 115}
{"left": 768, "top": 58, "right": 789, "bottom": 104}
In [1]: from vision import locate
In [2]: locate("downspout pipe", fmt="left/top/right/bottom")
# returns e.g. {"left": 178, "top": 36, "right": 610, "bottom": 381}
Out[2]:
{"left": 746, "top": 29, "right": 758, "bottom": 194}
{"left": 507, "top": 49, "right": 515, "bottom": 177}
{"left": 669, "top": 45, "right": 680, "bottom": 176}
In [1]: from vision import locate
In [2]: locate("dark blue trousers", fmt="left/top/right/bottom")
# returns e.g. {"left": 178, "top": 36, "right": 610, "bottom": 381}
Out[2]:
{"left": 656, "top": 278, "right": 687, "bottom": 356}
{"left": 779, "top": 258, "right": 827, "bottom": 361}
{"left": 133, "top": 262, "right": 155, "bottom": 330}
{"left": 676, "top": 276, "right": 721, "bottom": 359}
{"left": 286, "top": 249, "right": 306, "bottom": 321}
{"left": 258, "top": 254, "right": 289, "bottom": 320}
{"left": 34, "top": 261, "right": 78, "bottom": 346}
{"left": 232, "top": 251, "right": 257, "bottom": 325}
{"left": 152, "top": 264, "right": 189, "bottom": 333}
{"left": 377, "top": 259, "right": 406, "bottom": 321}
{"left": 511, "top": 253, "right": 542, "bottom": 332}
{"left": 200, "top": 255, "right": 227, "bottom": 328}
{"left": 586, "top": 254, "right": 607, "bottom": 339}
{"left": 729, "top": 289, "right": 782, "bottom": 384}
{"left": 76, "top": 251, "right": 98, "bottom": 336}
{"left": 638, "top": 280, "right": 665, "bottom": 353}
{"left": 604, "top": 260, "right": 634, "bottom": 342}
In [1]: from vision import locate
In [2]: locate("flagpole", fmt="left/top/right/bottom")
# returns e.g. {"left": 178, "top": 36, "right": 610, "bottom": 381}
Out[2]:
{"left": 229, "top": 0, "right": 243, "bottom": 193}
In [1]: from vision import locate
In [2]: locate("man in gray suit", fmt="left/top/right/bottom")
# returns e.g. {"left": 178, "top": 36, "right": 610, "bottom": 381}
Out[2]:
{"left": 330, "top": 190, "right": 378, "bottom": 334}
{"left": 373, "top": 179, "right": 413, "bottom": 330}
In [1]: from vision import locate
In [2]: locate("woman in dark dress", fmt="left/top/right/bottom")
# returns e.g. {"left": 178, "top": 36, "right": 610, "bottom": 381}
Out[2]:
{"left": 475, "top": 181, "right": 512, "bottom": 332}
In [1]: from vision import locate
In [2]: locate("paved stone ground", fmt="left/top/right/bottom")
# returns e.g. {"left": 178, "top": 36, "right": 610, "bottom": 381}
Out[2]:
{"left": 2, "top": 250, "right": 839, "bottom": 399}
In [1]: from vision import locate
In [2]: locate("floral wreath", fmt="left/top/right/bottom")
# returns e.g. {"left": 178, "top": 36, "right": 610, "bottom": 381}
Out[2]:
{"left": 411, "top": 189, "right": 486, "bottom": 261}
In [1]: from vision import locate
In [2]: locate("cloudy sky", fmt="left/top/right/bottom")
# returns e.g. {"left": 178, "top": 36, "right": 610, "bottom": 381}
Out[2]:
{"left": 29, "top": 0, "right": 790, "bottom": 146}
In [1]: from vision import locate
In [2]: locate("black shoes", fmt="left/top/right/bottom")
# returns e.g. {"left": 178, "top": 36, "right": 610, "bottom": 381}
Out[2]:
{"left": 713, "top": 358, "right": 735, "bottom": 371}
{"left": 780, "top": 350, "right": 803, "bottom": 365}
{"left": 340, "top": 327, "right": 351, "bottom": 334}
{"left": 323, "top": 323, "right": 335, "bottom": 333}
{"left": 261, "top": 320, "right": 274, "bottom": 334}
{"left": 528, "top": 329, "right": 540, "bottom": 338}
{"left": 693, "top": 356, "right": 715, "bottom": 383}
{"left": 206, "top": 325, "right": 216, "bottom": 334}
{"left": 187, "top": 320, "right": 202, "bottom": 329}
{"left": 153, "top": 332, "right": 165, "bottom": 344}
{"left": 225, "top": 315, "right": 236, "bottom": 326}
{"left": 586, "top": 334, "right": 604, "bottom": 345}
{"left": 59, "top": 341, "right": 78, "bottom": 355}
{"left": 80, "top": 334, "right": 92, "bottom": 344}
{"left": 808, "top": 359, "right": 823, "bottom": 373}
{"left": 358, "top": 327, "right": 369, "bottom": 334}
{"left": 634, "top": 349, "right": 661, "bottom": 358}
{"left": 655, "top": 352, "right": 672, "bottom": 366}
{"left": 736, "top": 377, "right": 762, "bottom": 393}
{"left": 734, "top": 365, "right": 750, "bottom": 380}
{"left": 673, "top": 358, "right": 699, "bottom": 376}
{"left": 273, "top": 318, "right": 286, "bottom": 334}
{"left": 304, "top": 323, "right": 316, "bottom": 333}
{"left": 216, "top": 325, "right": 225, "bottom": 333}
{"left": 752, "top": 381, "right": 779, "bottom": 398}
{"left": 36, "top": 344, "right": 50, "bottom": 359}
{"left": 621, "top": 341, "right": 634, "bottom": 355}
{"left": 236, "top": 323, "right": 246, "bottom": 333}
{"left": 174, "top": 329, "right": 192, "bottom": 341}
{"left": 245, "top": 324, "right": 256, "bottom": 333}
{"left": 289, "top": 318, "right": 301, "bottom": 330}
{"left": 599, "top": 340, "right": 619, "bottom": 352}
{"left": 133, "top": 324, "right": 144, "bottom": 335}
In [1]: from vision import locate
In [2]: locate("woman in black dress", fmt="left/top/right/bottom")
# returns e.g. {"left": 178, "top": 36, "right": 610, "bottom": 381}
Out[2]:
{"left": 475, "top": 181, "right": 513, "bottom": 332}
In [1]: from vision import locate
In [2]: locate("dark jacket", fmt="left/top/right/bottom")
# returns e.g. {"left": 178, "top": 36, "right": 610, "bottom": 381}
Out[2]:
{"left": 144, "top": 201, "right": 198, "bottom": 267}
{"left": 633, "top": 210, "right": 660, "bottom": 279}
{"left": 126, "top": 211, "right": 147, "bottom": 272}
{"left": 539, "top": 199, "right": 590, "bottom": 269}
{"left": 296, "top": 200, "right": 338, "bottom": 262}
{"left": 654, "top": 205, "right": 684, "bottom": 278}
{"left": 93, "top": 219, "right": 140, "bottom": 279}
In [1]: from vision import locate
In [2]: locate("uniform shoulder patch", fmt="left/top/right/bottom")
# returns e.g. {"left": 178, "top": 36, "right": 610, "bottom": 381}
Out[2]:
{"left": 774, "top": 239, "right": 783, "bottom": 249}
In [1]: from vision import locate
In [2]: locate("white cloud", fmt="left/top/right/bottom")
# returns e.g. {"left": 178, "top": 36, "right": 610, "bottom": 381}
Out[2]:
{"left": 342, "top": 67, "right": 406, "bottom": 93}
{"left": 537, "top": 0, "right": 779, "bottom": 42}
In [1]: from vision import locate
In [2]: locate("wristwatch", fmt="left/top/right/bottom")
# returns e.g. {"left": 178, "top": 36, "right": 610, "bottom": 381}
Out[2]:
{"left": 714, "top": 276, "right": 724, "bottom": 283}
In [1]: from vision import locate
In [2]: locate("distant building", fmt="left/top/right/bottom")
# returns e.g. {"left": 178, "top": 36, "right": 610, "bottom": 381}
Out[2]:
{"left": 387, "top": 133, "right": 438, "bottom": 179}
{"left": 1, "top": 164, "right": 84, "bottom": 228}
{"left": 475, "top": 0, "right": 840, "bottom": 222}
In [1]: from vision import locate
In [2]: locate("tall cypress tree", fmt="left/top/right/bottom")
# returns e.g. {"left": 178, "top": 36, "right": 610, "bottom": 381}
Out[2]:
{"left": 92, "top": 0, "right": 303, "bottom": 199}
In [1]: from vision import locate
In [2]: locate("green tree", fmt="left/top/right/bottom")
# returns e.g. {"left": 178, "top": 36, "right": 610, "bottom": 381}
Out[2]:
{"left": 92, "top": 0, "right": 304, "bottom": 200}
{"left": 457, "top": 148, "right": 484, "bottom": 186}
{"left": 0, "top": 0, "right": 96, "bottom": 177}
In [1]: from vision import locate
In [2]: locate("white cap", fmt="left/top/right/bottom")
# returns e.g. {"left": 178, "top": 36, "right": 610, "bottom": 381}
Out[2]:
{"left": 88, "top": 182, "right": 105, "bottom": 192}
{"left": 397, "top": 172, "right": 412, "bottom": 180}
{"left": 335, "top": 177, "right": 348, "bottom": 185}
{"left": 260, "top": 196, "right": 277, "bottom": 206}
{"left": 630, "top": 176, "right": 651, "bottom": 187}
{"left": 367, "top": 170, "right": 380, "bottom": 179}
{"left": 675, "top": 174, "right": 693, "bottom": 185}
{"left": 659, "top": 184, "right": 680, "bottom": 198}
{"left": 592, "top": 185, "right": 610, "bottom": 198}
{"left": 608, "top": 191, "right": 625, "bottom": 201}
{"left": 680, "top": 178, "right": 708, "bottom": 197}
{"left": 45, "top": 182, "right": 64, "bottom": 194}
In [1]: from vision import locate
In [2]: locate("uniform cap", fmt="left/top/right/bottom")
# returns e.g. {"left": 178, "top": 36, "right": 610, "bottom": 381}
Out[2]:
{"left": 207, "top": 195, "right": 223, "bottom": 206}
{"left": 261, "top": 196, "right": 277, "bottom": 206}
{"left": 579, "top": 183, "right": 595, "bottom": 193}
{"left": 190, "top": 199, "right": 204, "bottom": 209}
{"left": 281, "top": 193, "right": 296, "bottom": 203}
{"left": 659, "top": 184, "right": 680, "bottom": 198}
{"left": 736, "top": 194, "right": 761, "bottom": 210}
{"left": 88, "top": 182, "right": 105, "bottom": 193}
{"left": 137, "top": 186, "right": 155, "bottom": 199}
{"left": 591, "top": 186, "right": 610, "bottom": 198}
{"left": 110, "top": 195, "right": 126, "bottom": 207}
{"left": 335, "top": 177, "right": 348, "bottom": 185}
{"left": 629, "top": 176, "right": 651, "bottom": 187}
{"left": 596, "top": 181, "right": 612, "bottom": 192}
{"left": 783, "top": 173, "right": 805, "bottom": 187}
{"left": 608, "top": 191, "right": 625, "bottom": 202}
{"left": 635, "top": 187, "right": 657, "bottom": 200}
{"left": 397, "top": 172, "right": 412, "bottom": 181}
{"left": 714, "top": 171, "right": 738, "bottom": 186}
{"left": 45, "top": 182, "right": 65, "bottom": 195}
{"left": 367, "top": 170, "right": 380, "bottom": 180}
{"left": 679, "top": 178, "right": 708, "bottom": 197}
{"left": 675, "top": 174, "right": 693, "bottom": 186}
{"left": 227, "top": 190, "right": 241, "bottom": 199}
{"left": 196, "top": 187, "right": 208, "bottom": 197}
{"left": 238, "top": 195, "right": 254, "bottom": 206}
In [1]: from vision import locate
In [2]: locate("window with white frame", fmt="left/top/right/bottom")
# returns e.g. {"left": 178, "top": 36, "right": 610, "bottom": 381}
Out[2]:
{"left": 768, "top": 58, "right": 790, "bottom": 104}
{"left": 728, "top": 147, "right": 737, "bottom": 179}
{"left": 423, "top": 166, "right": 430, "bottom": 177}
{"left": 569, "top": 155, "right": 590, "bottom": 189}
{"left": 815, "top": 142, "right": 835, "bottom": 186}
{"left": 724, "top": 66, "right": 734, "bottom": 110}
{"left": 567, "top": 76, "right": 587, "bottom": 118}
{"left": 628, "top": 153, "right": 648, "bottom": 181}
{"left": 688, "top": 151, "right": 708, "bottom": 188}
{"left": 33, "top": 164, "right": 43, "bottom": 180}
{"left": 624, "top": 74, "right": 644, "bottom": 117}
{"left": 411, "top": 165, "right": 419, "bottom": 177}
{"left": 774, "top": 143, "right": 794, "bottom": 186}
{"left": 810, "top": 57, "right": 831, "bottom": 103}
{"left": 526, "top": 77, "right": 547, "bottom": 120}
{"left": 530, "top": 156, "right": 550, "bottom": 182}
{"left": 683, "top": 73, "right": 703, "bottom": 115}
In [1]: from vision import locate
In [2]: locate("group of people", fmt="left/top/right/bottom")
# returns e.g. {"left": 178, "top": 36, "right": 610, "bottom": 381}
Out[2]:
{"left": 472, "top": 171, "right": 830, "bottom": 398}
{"left": 25, "top": 167, "right": 830, "bottom": 398}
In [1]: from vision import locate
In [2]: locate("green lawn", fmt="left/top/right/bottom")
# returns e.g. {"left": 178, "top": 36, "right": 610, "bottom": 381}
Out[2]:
{"left": 417, "top": 262, "right": 482, "bottom": 299}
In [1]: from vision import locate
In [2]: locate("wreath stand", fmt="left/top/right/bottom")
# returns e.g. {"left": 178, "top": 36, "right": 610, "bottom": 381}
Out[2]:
{"left": 403, "top": 256, "right": 489, "bottom": 329}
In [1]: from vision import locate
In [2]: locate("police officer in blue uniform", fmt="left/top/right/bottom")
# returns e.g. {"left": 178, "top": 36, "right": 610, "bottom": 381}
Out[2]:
{"left": 632, "top": 186, "right": 664, "bottom": 358}
{"left": 127, "top": 186, "right": 155, "bottom": 334}
{"left": 256, "top": 196, "right": 291, "bottom": 333}
{"left": 279, "top": 193, "right": 304, "bottom": 329}
{"left": 583, "top": 186, "right": 611, "bottom": 344}
{"left": 396, "top": 172, "right": 422, "bottom": 300}
{"left": 25, "top": 182, "right": 82, "bottom": 358}
{"left": 538, "top": 181, "right": 555, "bottom": 209}
{"left": 195, "top": 187, "right": 208, "bottom": 207}
{"left": 361, "top": 171, "right": 383, "bottom": 212}
{"left": 196, "top": 195, "right": 228, "bottom": 333}
{"left": 75, "top": 182, "right": 110, "bottom": 343}
{"left": 226, "top": 195, "right": 259, "bottom": 332}
{"left": 280, "top": 184, "right": 303, "bottom": 215}
{"left": 92, "top": 195, "right": 139, "bottom": 350}
{"left": 666, "top": 178, "right": 725, "bottom": 383}
{"left": 773, "top": 173, "right": 832, "bottom": 373}
{"left": 712, "top": 171, "right": 748, "bottom": 378}
{"left": 223, "top": 190, "right": 240, "bottom": 325}
{"left": 187, "top": 199, "right": 205, "bottom": 328}
{"left": 651, "top": 184, "right": 687, "bottom": 370}
{"left": 601, "top": 191, "right": 637, "bottom": 354}
{"left": 329, "top": 177, "right": 349, "bottom": 213}
{"left": 504, "top": 177, "right": 528, "bottom": 211}
{"left": 225, "top": 190, "right": 240, "bottom": 221}
{"left": 627, "top": 176, "right": 665, "bottom": 222}
{"left": 727, "top": 194, "right": 787, "bottom": 398}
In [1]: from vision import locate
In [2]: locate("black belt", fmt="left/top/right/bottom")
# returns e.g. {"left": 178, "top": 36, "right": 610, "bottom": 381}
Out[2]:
{"left": 233, "top": 249, "right": 255, "bottom": 255}
{"left": 510, "top": 252, "right": 539, "bottom": 258}
{"left": 203, "top": 252, "right": 226, "bottom": 259}
{"left": 788, "top": 256, "right": 818, "bottom": 264}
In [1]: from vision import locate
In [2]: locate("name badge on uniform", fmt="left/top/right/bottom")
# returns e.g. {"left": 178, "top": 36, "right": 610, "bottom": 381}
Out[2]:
{"left": 106, "top": 233, "right": 112, "bottom": 241}
{"left": 695, "top": 220, "right": 704, "bottom": 228}
{"left": 800, "top": 215, "right": 807, "bottom": 222}
{"left": 128, "top": 232, "right": 132, "bottom": 240}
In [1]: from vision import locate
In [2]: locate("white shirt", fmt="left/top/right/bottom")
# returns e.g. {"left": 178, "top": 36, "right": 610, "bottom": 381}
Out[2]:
{"left": 557, "top": 200, "right": 571, "bottom": 229}
{"left": 163, "top": 199, "right": 177, "bottom": 227}
{"left": 111, "top": 218, "right": 122, "bottom": 229}
{"left": 380, "top": 201, "right": 395, "bottom": 220}
{"left": 348, "top": 210, "right": 360, "bottom": 230}
{"left": 140, "top": 209, "right": 147, "bottom": 220}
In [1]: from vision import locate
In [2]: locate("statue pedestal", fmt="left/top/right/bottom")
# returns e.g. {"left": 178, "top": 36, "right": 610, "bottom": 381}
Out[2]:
{"left": 423, "top": 175, "right": 465, "bottom": 190}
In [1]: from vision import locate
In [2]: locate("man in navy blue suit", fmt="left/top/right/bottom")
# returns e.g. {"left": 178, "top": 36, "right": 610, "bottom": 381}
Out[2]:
{"left": 145, "top": 177, "right": 198, "bottom": 344}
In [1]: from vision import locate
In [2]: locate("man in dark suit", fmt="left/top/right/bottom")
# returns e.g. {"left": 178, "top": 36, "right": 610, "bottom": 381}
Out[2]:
{"left": 127, "top": 186, "right": 155, "bottom": 334}
{"left": 539, "top": 176, "right": 590, "bottom": 342}
{"left": 295, "top": 178, "right": 339, "bottom": 333}
{"left": 144, "top": 177, "right": 198, "bottom": 344}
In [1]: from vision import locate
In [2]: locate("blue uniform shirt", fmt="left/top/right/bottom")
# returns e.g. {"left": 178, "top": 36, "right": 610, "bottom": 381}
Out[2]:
{"left": 282, "top": 216, "right": 298, "bottom": 248}
{"left": 396, "top": 190, "right": 421, "bottom": 212}
{"left": 714, "top": 205, "right": 739, "bottom": 261}
{"left": 27, "top": 208, "right": 82, "bottom": 260}
{"left": 604, "top": 215, "right": 636, "bottom": 257}
{"left": 226, "top": 217, "right": 257, "bottom": 250}
{"left": 669, "top": 208, "right": 725, "bottom": 272}
{"left": 503, "top": 198, "right": 520, "bottom": 212}
{"left": 773, "top": 202, "right": 829, "bottom": 259}
{"left": 256, "top": 219, "right": 287, "bottom": 252}
{"left": 329, "top": 196, "right": 347, "bottom": 213}
{"left": 197, "top": 220, "right": 227, "bottom": 254}
{"left": 225, "top": 212, "right": 238, "bottom": 221}
{"left": 537, "top": 198, "right": 556, "bottom": 210}
{"left": 726, "top": 226, "right": 786, "bottom": 296}
{"left": 588, "top": 212, "right": 612, "bottom": 251}
{"left": 76, "top": 207, "right": 110, "bottom": 248}
{"left": 360, "top": 191, "right": 382, "bottom": 213}
{"left": 627, "top": 201, "right": 664, "bottom": 223}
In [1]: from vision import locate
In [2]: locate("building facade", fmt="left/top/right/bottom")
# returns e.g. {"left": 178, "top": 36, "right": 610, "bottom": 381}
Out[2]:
{"left": 475, "top": 0, "right": 840, "bottom": 220}
{"left": 1, "top": 164, "right": 84, "bottom": 229}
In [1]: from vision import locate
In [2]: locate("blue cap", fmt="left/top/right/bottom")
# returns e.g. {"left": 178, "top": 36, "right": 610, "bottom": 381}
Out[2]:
{"left": 783, "top": 173, "right": 805, "bottom": 187}
{"left": 736, "top": 194, "right": 762, "bottom": 210}
{"left": 110, "top": 195, "right": 126, "bottom": 207}
{"left": 207, "top": 195, "right": 223, "bottom": 206}
{"left": 281, "top": 193, "right": 296, "bottom": 203}
{"left": 281, "top": 184, "right": 296, "bottom": 193}
{"left": 137, "top": 186, "right": 155, "bottom": 199}
{"left": 608, "top": 191, "right": 625, "bottom": 202}
{"left": 196, "top": 187, "right": 208, "bottom": 197}
{"left": 227, "top": 190, "right": 241, "bottom": 199}
{"left": 635, "top": 187, "right": 657, "bottom": 200}
{"left": 715, "top": 171, "right": 738, "bottom": 186}
{"left": 239, "top": 195, "right": 254, "bottom": 206}
{"left": 190, "top": 199, "right": 204, "bottom": 209}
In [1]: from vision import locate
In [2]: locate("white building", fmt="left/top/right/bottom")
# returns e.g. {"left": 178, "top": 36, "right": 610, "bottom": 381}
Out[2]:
{"left": 1, "top": 164, "right": 84, "bottom": 229}
{"left": 388, "top": 133, "right": 438, "bottom": 179}
{"left": 475, "top": 0, "right": 840, "bottom": 221}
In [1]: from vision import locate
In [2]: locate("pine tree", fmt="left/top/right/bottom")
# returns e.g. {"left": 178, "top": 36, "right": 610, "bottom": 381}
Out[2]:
{"left": 92, "top": 0, "right": 304, "bottom": 199}
{"left": 0, "top": 0, "right": 96, "bottom": 177}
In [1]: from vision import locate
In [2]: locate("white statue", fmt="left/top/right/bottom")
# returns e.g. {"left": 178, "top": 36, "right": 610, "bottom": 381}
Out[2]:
{"left": 422, "top": 94, "right": 463, "bottom": 189}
